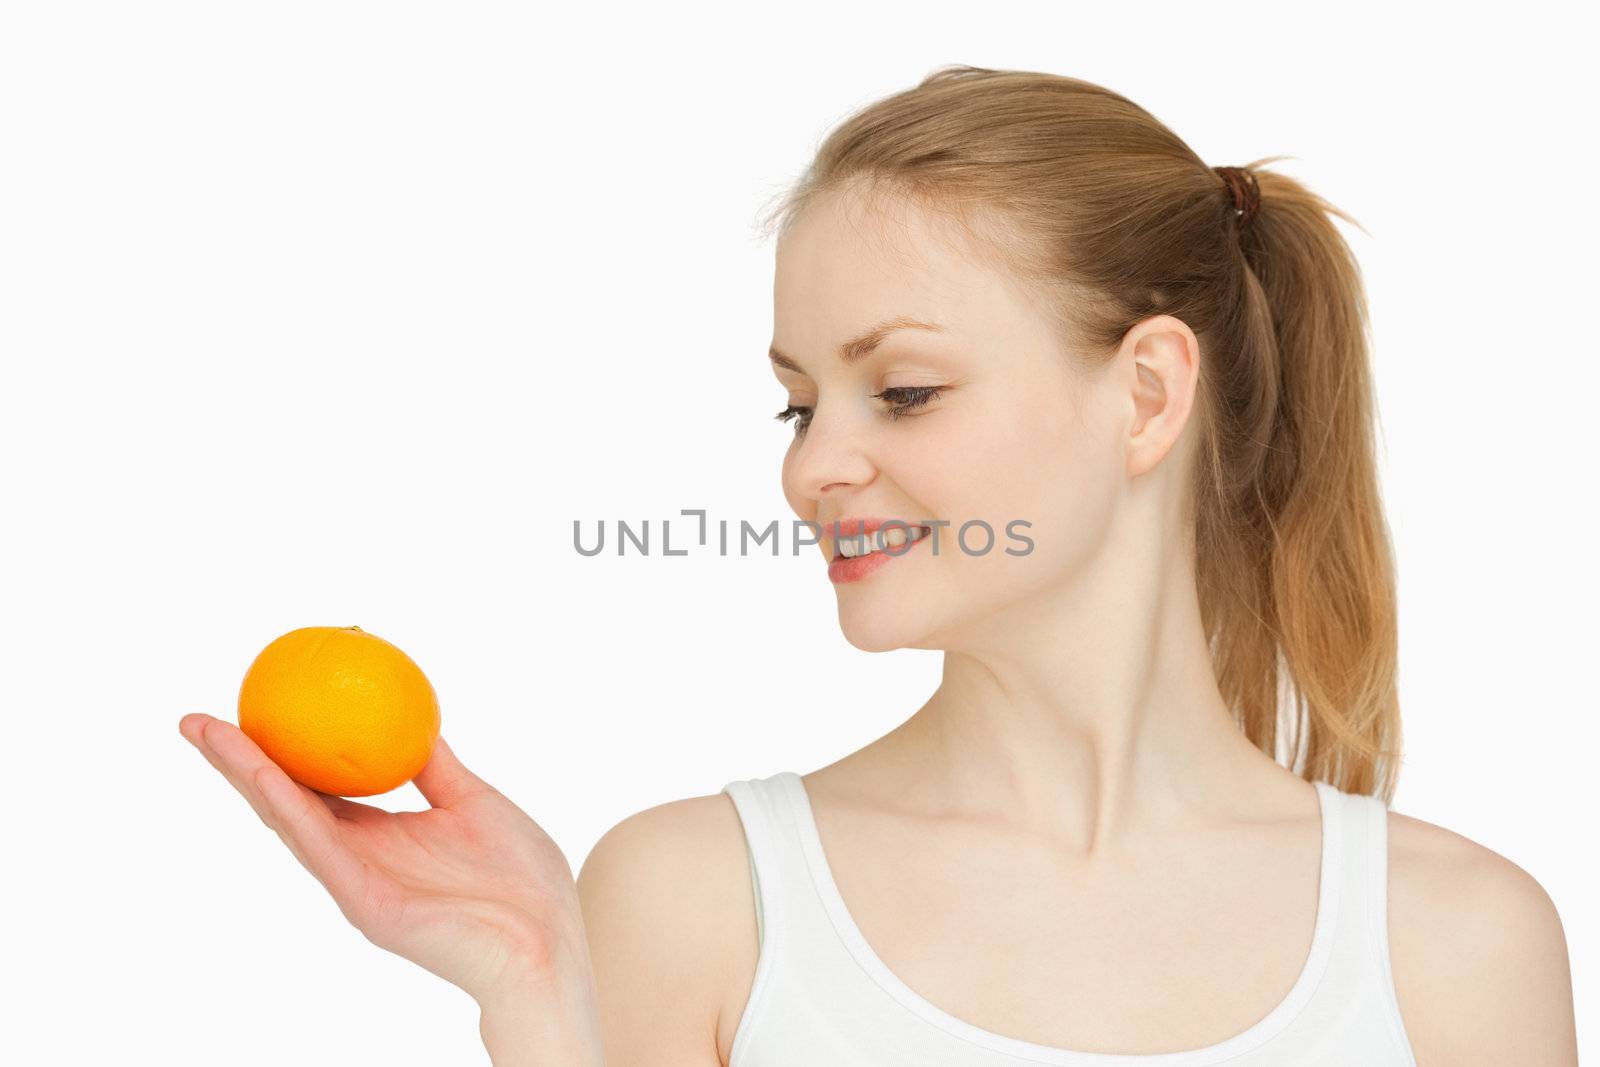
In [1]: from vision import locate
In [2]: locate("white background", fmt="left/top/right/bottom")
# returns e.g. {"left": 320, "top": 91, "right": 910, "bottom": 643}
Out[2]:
{"left": 2, "top": 1, "right": 1594, "bottom": 1062}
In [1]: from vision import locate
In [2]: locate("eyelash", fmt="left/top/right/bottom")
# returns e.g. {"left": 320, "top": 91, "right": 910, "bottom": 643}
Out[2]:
{"left": 774, "top": 386, "right": 946, "bottom": 433}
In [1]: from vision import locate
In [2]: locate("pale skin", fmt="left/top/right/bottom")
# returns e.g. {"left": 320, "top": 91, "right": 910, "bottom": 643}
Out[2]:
{"left": 181, "top": 182, "right": 1579, "bottom": 1066}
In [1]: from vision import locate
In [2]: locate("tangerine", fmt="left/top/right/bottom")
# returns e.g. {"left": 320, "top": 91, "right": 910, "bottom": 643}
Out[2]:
{"left": 237, "top": 625, "right": 440, "bottom": 797}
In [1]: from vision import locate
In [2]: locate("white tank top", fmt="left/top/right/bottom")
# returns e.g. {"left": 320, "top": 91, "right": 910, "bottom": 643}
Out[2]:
{"left": 720, "top": 771, "right": 1418, "bottom": 1066}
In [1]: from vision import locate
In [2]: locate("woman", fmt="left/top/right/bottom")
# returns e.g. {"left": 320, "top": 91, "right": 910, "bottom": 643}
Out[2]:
{"left": 178, "top": 66, "right": 1578, "bottom": 1065}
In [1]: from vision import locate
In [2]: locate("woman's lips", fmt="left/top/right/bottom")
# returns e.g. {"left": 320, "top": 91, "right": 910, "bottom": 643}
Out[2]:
{"left": 826, "top": 523, "right": 932, "bottom": 584}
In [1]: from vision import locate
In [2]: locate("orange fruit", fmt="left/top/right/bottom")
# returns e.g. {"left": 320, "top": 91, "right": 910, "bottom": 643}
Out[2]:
{"left": 237, "top": 625, "right": 440, "bottom": 797}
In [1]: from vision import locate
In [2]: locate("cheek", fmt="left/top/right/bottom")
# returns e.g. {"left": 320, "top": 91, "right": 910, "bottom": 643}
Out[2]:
{"left": 939, "top": 393, "right": 1120, "bottom": 577}
{"left": 779, "top": 444, "right": 811, "bottom": 520}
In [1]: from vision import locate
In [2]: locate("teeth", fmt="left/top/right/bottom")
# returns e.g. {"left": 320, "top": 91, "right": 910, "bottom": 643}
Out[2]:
{"left": 836, "top": 525, "right": 929, "bottom": 559}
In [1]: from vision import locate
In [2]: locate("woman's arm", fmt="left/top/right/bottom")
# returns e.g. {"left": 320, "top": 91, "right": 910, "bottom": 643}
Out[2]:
{"left": 476, "top": 942, "right": 606, "bottom": 1067}
{"left": 577, "top": 795, "right": 754, "bottom": 1066}
{"left": 179, "top": 713, "right": 607, "bottom": 1065}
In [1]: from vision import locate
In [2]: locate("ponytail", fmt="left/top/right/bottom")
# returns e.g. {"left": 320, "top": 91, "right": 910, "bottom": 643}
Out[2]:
{"left": 1206, "top": 160, "right": 1402, "bottom": 801}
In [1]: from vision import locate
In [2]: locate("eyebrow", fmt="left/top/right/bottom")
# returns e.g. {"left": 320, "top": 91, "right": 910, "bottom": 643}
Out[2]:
{"left": 768, "top": 316, "right": 946, "bottom": 373}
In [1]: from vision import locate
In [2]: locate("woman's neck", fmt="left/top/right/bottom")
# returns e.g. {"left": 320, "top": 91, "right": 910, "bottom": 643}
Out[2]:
{"left": 839, "top": 571, "right": 1308, "bottom": 853}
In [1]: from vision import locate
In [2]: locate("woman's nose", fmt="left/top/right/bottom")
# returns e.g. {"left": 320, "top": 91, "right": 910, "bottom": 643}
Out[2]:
{"left": 785, "top": 405, "right": 876, "bottom": 500}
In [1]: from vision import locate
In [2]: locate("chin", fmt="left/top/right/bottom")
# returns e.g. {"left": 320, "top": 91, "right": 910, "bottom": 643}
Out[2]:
{"left": 835, "top": 597, "right": 953, "bottom": 653}
{"left": 839, "top": 627, "right": 908, "bottom": 654}
{"left": 835, "top": 604, "right": 916, "bottom": 653}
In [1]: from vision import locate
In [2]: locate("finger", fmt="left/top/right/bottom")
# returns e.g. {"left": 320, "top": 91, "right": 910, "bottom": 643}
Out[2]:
{"left": 412, "top": 735, "right": 494, "bottom": 809}
{"left": 315, "top": 790, "right": 386, "bottom": 825}
{"left": 178, "top": 712, "right": 213, "bottom": 748}
{"left": 180, "top": 714, "right": 279, "bottom": 828}
{"left": 252, "top": 759, "right": 369, "bottom": 900}
{"left": 184, "top": 717, "right": 378, "bottom": 819}
{"left": 192, "top": 720, "right": 361, "bottom": 890}
{"left": 183, "top": 715, "right": 381, "bottom": 923}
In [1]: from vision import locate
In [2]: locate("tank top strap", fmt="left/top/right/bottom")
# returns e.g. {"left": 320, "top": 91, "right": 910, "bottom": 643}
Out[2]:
{"left": 1322, "top": 780, "right": 1363, "bottom": 938}
{"left": 724, "top": 772, "right": 838, "bottom": 964}
{"left": 723, "top": 775, "right": 785, "bottom": 952}
{"left": 1320, "top": 781, "right": 1397, "bottom": 969}
{"left": 1353, "top": 785, "right": 1416, "bottom": 1058}
{"left": 1310, "top": 780, "right": 1417, "bottom": 1061}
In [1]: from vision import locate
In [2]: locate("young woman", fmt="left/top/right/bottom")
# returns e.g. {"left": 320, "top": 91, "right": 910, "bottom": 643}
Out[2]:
{"left": 178, "top": 66, "right": 1578, "bottom": 1066}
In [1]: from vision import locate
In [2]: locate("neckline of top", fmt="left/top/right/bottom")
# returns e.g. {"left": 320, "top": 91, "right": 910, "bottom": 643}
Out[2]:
{"left": 776, "top": 771, "right": 1343, "bottom": 1066}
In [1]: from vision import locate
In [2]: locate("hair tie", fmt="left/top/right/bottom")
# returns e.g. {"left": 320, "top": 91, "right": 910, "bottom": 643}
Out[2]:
{"left": 1214, "top": 165, "right": 1260, "bottom": 230}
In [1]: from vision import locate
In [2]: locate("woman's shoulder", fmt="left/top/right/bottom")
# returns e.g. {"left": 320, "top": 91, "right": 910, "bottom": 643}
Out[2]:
{"left": 575, "top": 783, "right": 758, "bottom": 961}
{"left": 579, "top": 785, "right": 752, "bottom": 875}
{"left": 575, "top": 787, "right": 760, "bottom": 1067}
{"left": 1383, "top": 806, "right": 1577, "bottom": 1063}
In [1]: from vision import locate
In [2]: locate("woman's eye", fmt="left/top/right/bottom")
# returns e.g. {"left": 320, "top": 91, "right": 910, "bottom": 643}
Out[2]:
{"left": 873, "top": 385, "right": 946, "bottom": 420}
{"left": 775, "top": 387, "right": 946, "bottom": 434}
{"left": 774, "top": 404, "right": 813, "bottom": 434}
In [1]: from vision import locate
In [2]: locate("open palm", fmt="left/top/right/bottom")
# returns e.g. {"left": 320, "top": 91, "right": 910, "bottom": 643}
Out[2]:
{"left": 178, "top": 713, "right": 585, "bottom": 1003}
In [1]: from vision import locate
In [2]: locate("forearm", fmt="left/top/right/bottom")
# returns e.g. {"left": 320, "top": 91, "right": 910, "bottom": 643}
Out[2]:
{"left": 476, "top": 937, "right": 605, "bottom": 1067}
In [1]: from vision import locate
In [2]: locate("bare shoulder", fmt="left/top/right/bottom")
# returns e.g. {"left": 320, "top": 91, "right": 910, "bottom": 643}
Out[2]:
{"left": 576, "top": 789, "right": 758, "bottom": 1067}
{"left": 1385, "top": 808, "right": 1577, "bottom": 1065}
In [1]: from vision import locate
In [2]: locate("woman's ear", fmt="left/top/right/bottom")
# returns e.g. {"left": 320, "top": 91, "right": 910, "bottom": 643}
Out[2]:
{"left": 1124, "top": 315, "right": 1201, "bottom": 479}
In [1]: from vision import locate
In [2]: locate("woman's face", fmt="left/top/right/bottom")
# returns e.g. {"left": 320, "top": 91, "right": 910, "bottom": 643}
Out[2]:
{"left": 771, "top": 186, "right": 1155, "bottom": 654}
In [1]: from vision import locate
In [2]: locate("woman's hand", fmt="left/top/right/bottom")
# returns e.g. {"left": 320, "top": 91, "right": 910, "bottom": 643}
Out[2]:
{"left": 178, "top": 713, "right": 603, "bottom": 1064}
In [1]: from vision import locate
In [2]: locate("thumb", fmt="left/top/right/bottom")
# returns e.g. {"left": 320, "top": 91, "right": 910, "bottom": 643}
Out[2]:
{"left": 412, "top": 735, "right": 494, "bottom": 808}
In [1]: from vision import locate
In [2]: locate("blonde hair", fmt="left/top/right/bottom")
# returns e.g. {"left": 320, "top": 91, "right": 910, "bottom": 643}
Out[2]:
{"left": 762, "top": 66, "right": 1403, "bottom": 802}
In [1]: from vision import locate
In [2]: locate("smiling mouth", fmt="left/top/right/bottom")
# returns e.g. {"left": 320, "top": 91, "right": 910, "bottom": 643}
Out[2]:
{"left": 831, "top": 525, "right": 933, "bottom": 562}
